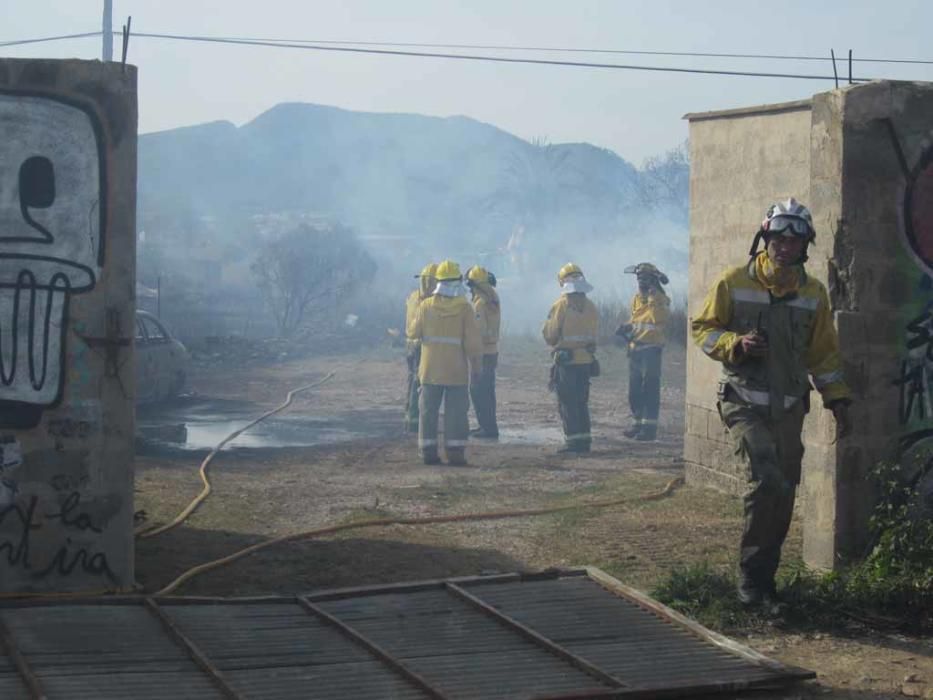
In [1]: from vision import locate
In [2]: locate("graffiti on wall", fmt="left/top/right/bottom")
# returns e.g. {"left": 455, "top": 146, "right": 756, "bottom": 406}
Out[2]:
{"left": 0, "top": 485, "right": 114, "bottom": 582}
{"left": 895, "top": 304, "right": 933, "bottom": 423}
{"left": 0, "top": 92, "right": 106, "bottom": 429}
{"left": 888, "top": 122, "right": 933, "bottom": 512}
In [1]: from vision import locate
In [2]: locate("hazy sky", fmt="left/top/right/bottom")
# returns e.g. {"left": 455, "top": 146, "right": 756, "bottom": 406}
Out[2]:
{"left": 5, "top": 1, "right": 933, "bottom": 163}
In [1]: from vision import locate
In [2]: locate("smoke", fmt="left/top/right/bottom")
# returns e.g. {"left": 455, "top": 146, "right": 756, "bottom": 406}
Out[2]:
{"left": 369, "top": 211, "right": 688, "bottom": 337}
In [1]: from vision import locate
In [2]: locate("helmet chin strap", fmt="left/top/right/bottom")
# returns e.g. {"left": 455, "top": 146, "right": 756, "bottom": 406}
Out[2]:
{"left": 749, "top": 230, "right": 765, "bottom": 257}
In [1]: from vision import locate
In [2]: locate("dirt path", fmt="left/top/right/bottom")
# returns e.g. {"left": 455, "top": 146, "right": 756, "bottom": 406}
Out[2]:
{"left": 134, "top": 341, "right": 931, "bottom": 699}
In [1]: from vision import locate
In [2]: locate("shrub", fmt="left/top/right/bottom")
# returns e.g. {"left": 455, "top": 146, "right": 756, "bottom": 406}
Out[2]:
{"left": 653, "top": 457, "right": 933, "bottom": 632}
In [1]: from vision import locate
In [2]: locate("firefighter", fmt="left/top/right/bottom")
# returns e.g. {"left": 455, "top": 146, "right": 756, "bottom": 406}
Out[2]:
{"left": 404, "top": 263, "right": 437, "bottom": 433}
{"left": 409, "top": 260, "right": 483, "bottom": 466}
{"left": 691, "top": 198, "right": 852, "bottom": 610}
{"left": 543, "top": 263, "right": 600, "bottom": 454}
{"left": 617, "top": 263, "right": 671, "bottom": 441}
{"left": 466, "top": 265, "right": 501, "bottom": 439}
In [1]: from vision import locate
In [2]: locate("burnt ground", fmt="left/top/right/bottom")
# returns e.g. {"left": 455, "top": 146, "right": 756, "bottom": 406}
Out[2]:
{"left": 135, "top": 339, "right": 933, "bottom": 700}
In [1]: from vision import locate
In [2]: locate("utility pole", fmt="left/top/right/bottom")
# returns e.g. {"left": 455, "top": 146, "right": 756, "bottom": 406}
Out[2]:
{"left": 102, "top": 0, "right": 113, "bottom": 61}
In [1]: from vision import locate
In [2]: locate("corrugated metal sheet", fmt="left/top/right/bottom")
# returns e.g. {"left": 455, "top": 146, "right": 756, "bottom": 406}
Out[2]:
{"left": 0, "top": 568, "right": 813, "bottom": 699}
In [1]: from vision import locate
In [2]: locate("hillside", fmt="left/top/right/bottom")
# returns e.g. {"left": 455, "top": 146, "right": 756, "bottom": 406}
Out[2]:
{"left": 137, "top": 102, "right": 667, "bottom": 251}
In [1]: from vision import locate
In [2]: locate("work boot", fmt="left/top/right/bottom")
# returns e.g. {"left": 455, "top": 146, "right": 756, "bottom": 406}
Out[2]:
{"left": 737, "top": 576, "right": 763, "bottom": 607}
{"left": 446, "top": 448, "right": 468, "bottom": 466}
{"left": 470, "top": 427, "right": 499, "bottom": 440}
{"left": 635, "top": 424, "right": 657, "bottom": 441}
{"left": 557, "top": 442, "right": 589, "bottom": 455}
{"left": 421, "top": 448, "right": 441, "bottom": 465}
{"left": 623, "top": 423, "right": 643, "bottom": 439}
{"left": 760, "top": 590, "right": 788, "bottom": 616}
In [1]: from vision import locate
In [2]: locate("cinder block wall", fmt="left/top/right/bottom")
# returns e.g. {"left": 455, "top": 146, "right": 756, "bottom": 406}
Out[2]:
{"left": 684, "top": 101, "right": 815, "bottom": 493}
{"left": 0, "top": 60, "right": 137, "bottom": 592}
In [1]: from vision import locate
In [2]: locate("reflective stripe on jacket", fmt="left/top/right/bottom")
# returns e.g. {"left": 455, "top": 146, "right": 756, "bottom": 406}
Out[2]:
{"left": 690, "top": 260, "right": 851, "bottom": 415}
{"left": 542, "top": 293, "right": 599, "bottom": 364}
{"left": 471, "top": 283, "right": 501, "bottom": 354}
{"left": 411, "top": 295, "right": 483, "bottom": 385}
{"left": 629, "top": 290, "right": 670, "bottom": 349}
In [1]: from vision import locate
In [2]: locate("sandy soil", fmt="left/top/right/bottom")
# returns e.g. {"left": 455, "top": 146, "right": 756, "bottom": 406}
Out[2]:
{"left": 134, "top": 339, "right": 932, "bottom": 699}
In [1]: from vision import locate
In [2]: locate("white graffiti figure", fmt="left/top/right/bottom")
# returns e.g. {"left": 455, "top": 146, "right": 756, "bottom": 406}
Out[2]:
{"left": 0, "top": 93, "right": 104, "bottom": 429}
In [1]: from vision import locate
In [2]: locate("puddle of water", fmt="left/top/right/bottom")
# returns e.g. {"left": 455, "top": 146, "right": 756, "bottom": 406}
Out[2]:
{"left": 137, "top": 397, "right": 395, "bottom": 450}
{"left": 182, "top": 416, "right": 366, "bottom": 450}
{"left": 496, "top": 426, "right": 564, "bottom": 445}
{"left": 138, "top": 397, "right": 567, "bottom": 451}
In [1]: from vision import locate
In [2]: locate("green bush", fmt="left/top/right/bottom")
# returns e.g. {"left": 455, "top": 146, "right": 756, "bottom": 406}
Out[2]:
{"left": 653, "top": 457, "right": 933, "bottom": 632}
{"left": 816, "top": 457, "right": 933, "bottom": 617}
{"left": 652, "top": 562, "right": 750, "bottom": 630}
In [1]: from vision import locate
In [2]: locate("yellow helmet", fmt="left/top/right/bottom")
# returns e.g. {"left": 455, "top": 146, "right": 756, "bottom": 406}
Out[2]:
{"left": 434, "top": 259, "right": 462, "bottom": 281}
{"left": 558, "top": 262, "right": 583, "bottom": 283}
{"left": 415, "top": 262, "right": 438, "bottom": 279}
{"left": 466, "top": 265, "right": 489, "bottom": 284}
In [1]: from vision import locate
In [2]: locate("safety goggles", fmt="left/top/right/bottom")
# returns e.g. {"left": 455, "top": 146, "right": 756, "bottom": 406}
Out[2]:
{"left": 766, "top": 215, "right": 812, "bottom": 237}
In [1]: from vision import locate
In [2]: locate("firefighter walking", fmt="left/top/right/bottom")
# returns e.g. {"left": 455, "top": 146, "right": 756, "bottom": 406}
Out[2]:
{"left": 404, "top": 263, "right": 437, "bottom": 433}
{"left": 617, "top": 263, "right": 670, "bottom": 441}
{"left": 691, "top": 198, "right": 852, "bottom": 610}
{"left": 543, "top": 263, "right": 599, "bottom": 454}
{"left": 409, "top": 260, "right": 483, "bottom": 466}
{"left": 466, "top": 266, "right": 501, "bottom": 439}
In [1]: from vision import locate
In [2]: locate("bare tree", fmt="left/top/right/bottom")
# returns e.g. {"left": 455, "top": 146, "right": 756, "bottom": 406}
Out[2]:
{"left": 251, "top": 223, "right": 376, "bottom": 337}
{"left": 487, "top": 138, "right": 576, "bottom": 235}
{"left": 637, "top": 140, "right": 690, "bottom": 226}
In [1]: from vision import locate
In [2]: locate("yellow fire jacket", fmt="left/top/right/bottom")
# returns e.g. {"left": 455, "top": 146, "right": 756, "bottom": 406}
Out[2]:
{"left": 471, "top": 283, "right": 501, "bottom": 355}
{"left": 542, "top": 293, "right": 599, "bottom": 364}
{"left": 691, "top": 260, "right": 851, "bottom": 414}
{"left": 404, "top": 277, "right": 436, "bottom": 354}
{"left": 629, "top": 290, "right": 670, "bottom": 350}
{"left": 405, "top": 289, "right": 424, "bottom": 354}
{"left": 410, "top": 295, "right": 483, "bottom": 386}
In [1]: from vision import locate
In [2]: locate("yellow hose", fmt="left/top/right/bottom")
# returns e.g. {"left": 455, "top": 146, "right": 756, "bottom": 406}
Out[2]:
{"left": 154, "top": 476, "right": 684, "bottom": 596}
{"left": 4, "top": 373, "right": 685, "bottom": 601}
{"left": 136, "top": 372, "right": 336, "bottom": 539}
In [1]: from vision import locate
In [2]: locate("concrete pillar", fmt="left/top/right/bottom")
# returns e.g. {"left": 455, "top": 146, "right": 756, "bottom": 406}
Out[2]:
{"left": 805, "top": 81, "right": 933, "bottom": 567}
{"left": 0, "top": 59, "right": 137, "bottom": 593}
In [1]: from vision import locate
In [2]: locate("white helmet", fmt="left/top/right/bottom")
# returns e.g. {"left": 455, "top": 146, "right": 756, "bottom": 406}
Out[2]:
{"left": 751, "top": 197, "right": 816, "bottom": 259}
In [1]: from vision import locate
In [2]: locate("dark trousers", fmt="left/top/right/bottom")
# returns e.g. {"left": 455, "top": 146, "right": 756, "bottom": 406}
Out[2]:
{"left": 555, "top": 364, "right": 591, "bottom": 449}
{"left": 404, "top": 348, "right": 421, "bottom": 433}
{"left": 628, "top": 346, "right": 662, "bottom": 427}
{"left": 720, "top": 397, "right": 806, "bottom": 592}
{"left": 419, "top": 384, "right": 470, "bottom": 457}
{"left": 469, "top": 353, "right": 499, "bottom": 435}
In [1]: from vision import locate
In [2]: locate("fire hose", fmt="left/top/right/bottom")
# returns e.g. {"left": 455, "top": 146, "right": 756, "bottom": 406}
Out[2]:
{"left": 134, "top": 372, "right": 337, "bottom": 539}
{"left": 154, "top": 475, "right": 684, "bottom": 595}
{"left": 1, "top": 376, "right": 684, "bottom": 599}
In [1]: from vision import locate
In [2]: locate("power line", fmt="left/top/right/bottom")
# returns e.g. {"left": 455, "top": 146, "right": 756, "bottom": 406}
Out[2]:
{"left": 0, "top": 31, "right": 101, "bottom": 49}
{"left": 176, "top": 35, "right": 933, "bottom": 66}
{"left": 3, "top": 26, "right": 933, "bottom": 70}
{"left": 131, "top": 32, "right": 874, "bottom": 81}
{"left": 2, "top": 28, "right": 931, "bottom": 69}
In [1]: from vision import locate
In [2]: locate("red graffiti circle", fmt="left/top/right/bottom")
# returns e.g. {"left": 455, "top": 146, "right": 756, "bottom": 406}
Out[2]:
{"left": 908, "top": 153, "right": 933, "bottom": 272}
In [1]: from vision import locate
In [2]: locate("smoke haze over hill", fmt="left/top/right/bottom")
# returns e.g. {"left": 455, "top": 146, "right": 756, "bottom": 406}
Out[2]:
{"left": 137, "top": 102, "right": 689, "bottom": 336}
